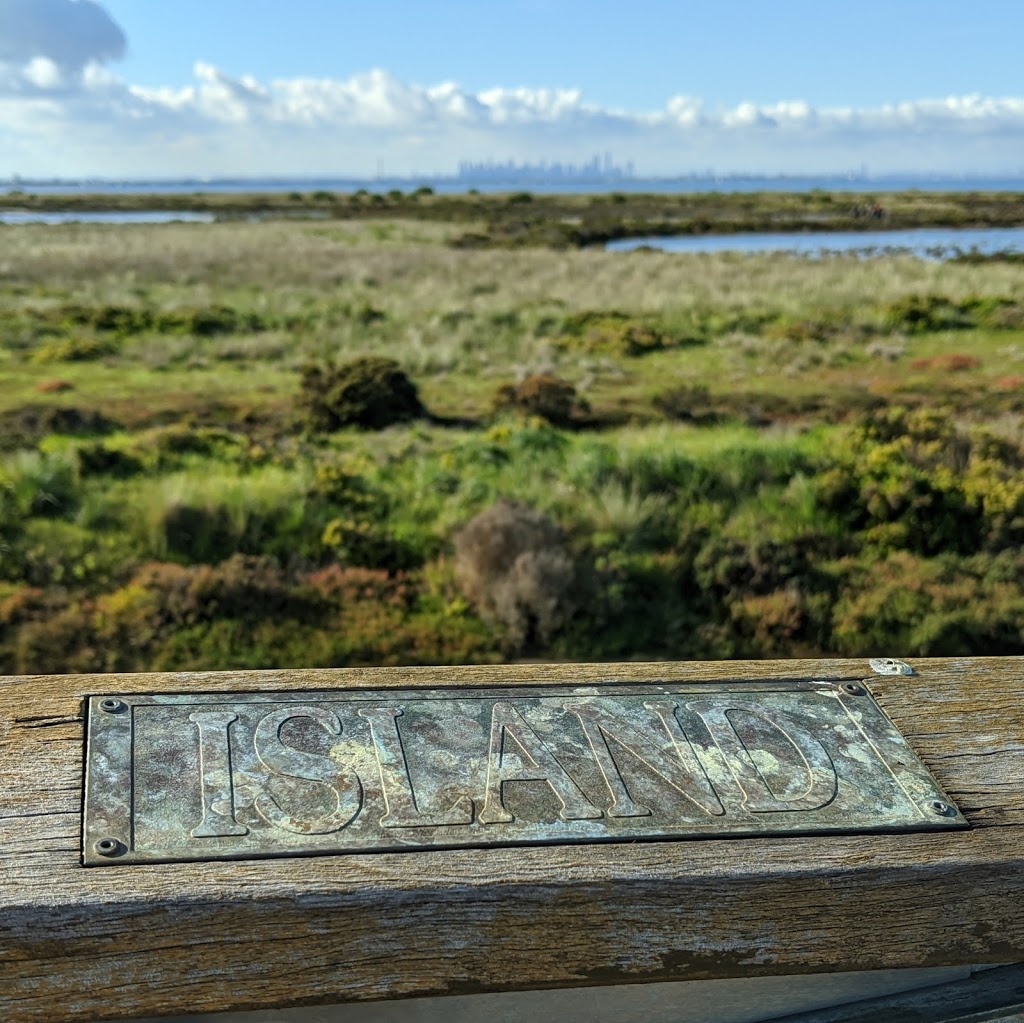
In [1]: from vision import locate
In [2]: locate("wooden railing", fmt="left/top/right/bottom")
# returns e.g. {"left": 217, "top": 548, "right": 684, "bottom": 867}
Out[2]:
{"left": 1, "top": 657, "right": 1022, "bottom": 1023}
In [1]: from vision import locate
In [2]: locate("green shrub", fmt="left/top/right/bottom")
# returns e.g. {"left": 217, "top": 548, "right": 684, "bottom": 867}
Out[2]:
{"left": 320, "top": 517, "right": 418, "bottom": 571}
{"left": 882, "top": 294, "right": 969, "bottom": 334}
{"left": 556, "top": 311, "right": 671, "bottom": 357}
{"left": 139, "top": 466, "right": 312, "bottom": 563}
{"left": 30, "top": 335, "right": 119, "bottom": 364}
{"left": 76, "top": 443, "right": 144, "bottom": 479}
{"left": 57, "top": 304, "right": 154, "bottom": 334}
{"left": 0, "top": 406, "right": 117, "bottom": 450}
{"left": 816, "top": 408, "right": 992, "bottom": 555}
{"left": 0, "top": 451, "right": 79, "bottom": 519}
{"left": 134, "top": 425, "right": 243, "bottom": 464}
{"left": 298, "top": 357, "right": 425, "bottom": 431}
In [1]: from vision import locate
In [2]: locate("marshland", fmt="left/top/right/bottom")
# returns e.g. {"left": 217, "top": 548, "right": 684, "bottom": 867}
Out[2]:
{"left": 2, "top": 198, "right": 1023, "bottom": 673}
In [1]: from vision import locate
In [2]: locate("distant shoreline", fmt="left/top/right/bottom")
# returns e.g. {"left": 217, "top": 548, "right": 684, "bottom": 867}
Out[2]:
{"left": 3, "top": 188, "right": 1024, "bottom": 248}
{"left": 4, "top": 174, "right": 1024, "bottom": 196}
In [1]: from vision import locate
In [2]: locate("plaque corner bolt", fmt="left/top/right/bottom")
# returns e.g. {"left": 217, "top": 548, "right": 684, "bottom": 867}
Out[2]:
{"left": 837, "top": 682, "right": 865, "bottom": 696}
{"left": 927, "top": 800, "right": 956, "bottom": 818}
{"left": 98, "top": 698, "right": 127, "bottom": 714}
{"left": 93, "top": 838, "right": 127, "bottom": 858}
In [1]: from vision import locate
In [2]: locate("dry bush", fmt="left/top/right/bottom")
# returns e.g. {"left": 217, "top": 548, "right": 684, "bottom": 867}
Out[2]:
{"left": 35, "top": 379, "right": 75, "bottom": 394}
{"left": 909, "top": 354, "right": 982, "bottom": 372}
{"left": 493, "top": 373, "right": 582, "bottom": 427}
{"left": 454, "top": 499, "right": 575, "bottom": 651}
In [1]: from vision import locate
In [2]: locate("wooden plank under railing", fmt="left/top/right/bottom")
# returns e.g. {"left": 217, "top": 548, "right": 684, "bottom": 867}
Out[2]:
{"left": 1, "top": 657, "right": 1022, "bottom": 1023}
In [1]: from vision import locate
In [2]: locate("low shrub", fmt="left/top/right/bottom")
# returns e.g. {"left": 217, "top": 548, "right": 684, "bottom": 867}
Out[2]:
{"left": 454, "top": 499, "right": 575, "bottom": 652}
{"left": 30, "top": 335, "right": 119, "bottom": 364}
{"left": 0, "top": 451, "right": 79, "bottom": 519}
{"left": 303, "top": 565, "right": 414, "bottom": 607}
{"left": 47, "top": 303, "right": 268, "bottom": 337}
{"left": 556, "top": 311, "right": 671, "bottom": 357}
{"left": 35, "top": 379, "right": 74, "bottom": 394}
{"left": 909, "top": 354, "right": 981, "bottom": 372}
{"left": 493, "top": 374, "right": 583, "bottom": 427}
{"left": 320, "top": 517, "right": 419, "bottom": 571}
{"left": 298, "top": 357, "right": 425, "bottom": 431}
{"left": 653, "top": 385, "right": 722, "bottom": 424}
{"left": 76, "top": 443, "right": 144, "bottom": 479}
{"left": 831, "top": 551, "right": 1024, "bottom": 656}
{"left": 0, "top": 405, "right": 117, "bottom": 450}
{"left": 882, "top": 295, "right": 970, "bottom": 334}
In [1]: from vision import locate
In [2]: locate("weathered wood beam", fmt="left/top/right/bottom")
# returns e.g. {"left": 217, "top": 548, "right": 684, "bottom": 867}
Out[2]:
{"left": 1, "top": 658, "right": 1022, "bottom": 1023}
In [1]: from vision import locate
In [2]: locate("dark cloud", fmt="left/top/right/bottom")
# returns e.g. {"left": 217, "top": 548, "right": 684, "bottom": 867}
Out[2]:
{"left": 0, "top": 0, "right": 125, "bottom": 71}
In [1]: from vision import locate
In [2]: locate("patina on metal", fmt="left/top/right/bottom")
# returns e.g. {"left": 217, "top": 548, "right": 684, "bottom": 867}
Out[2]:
{"left": 82, "top": 678, "right": 966, "bottom": 866}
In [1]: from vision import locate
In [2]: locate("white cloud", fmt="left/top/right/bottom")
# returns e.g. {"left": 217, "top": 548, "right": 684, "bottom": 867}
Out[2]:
{"left": 2, "top": 57, "right": 1024, "bottom": 178}
{"left": 22, "top": 56, "right": 61, "bottom": 89}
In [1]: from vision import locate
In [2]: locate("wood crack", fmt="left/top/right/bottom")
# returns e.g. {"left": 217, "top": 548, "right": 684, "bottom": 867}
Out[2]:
{"left": 0, "top": 811, "right": 78, "bottom": 822}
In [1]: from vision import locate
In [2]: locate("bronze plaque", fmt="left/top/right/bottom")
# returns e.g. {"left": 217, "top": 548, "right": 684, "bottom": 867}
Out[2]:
{"left": 82, "top": 679, "right": 966, "bottom": 866}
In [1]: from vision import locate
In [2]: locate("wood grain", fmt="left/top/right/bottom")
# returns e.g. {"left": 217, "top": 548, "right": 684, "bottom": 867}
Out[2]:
{"left": 1, "top": 658, "right": 1022, "bottom": 1023}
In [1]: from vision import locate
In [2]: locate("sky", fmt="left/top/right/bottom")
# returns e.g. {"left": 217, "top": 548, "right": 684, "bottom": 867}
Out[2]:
{"left": 1, "top": 0, "right": 1024, "bottom": 180}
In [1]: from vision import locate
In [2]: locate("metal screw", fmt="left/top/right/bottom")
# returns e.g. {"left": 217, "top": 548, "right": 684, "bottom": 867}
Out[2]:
{"left": 928, "top": 800, "right": 955, "bottom": 817}
{"left": 94, "top": 838, "right": 125, "bottom": 857}
{"left": 869, "top": 658, "right": 914, "bottom": 676}
{"left": 838, "top": 682, "right": 864, "bottom": 696}
{"left": 99, "top": 698, "right": 126, "bottom": 714}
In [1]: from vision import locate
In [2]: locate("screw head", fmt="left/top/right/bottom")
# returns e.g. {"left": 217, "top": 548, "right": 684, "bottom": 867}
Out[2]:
{"left": 869, "top": 658, "right": 913, "bottom": 676}
{"left": 94, "top": 838, "right": 126, "bottom": 858}
{"left": 838, "top": 682, "right": 864, "bottom": 696}
{"left": 928, "top": 800, "right": 955, "bottom": 817}
{"left": 99, "top": 698, "right": 126, "bottom": 714}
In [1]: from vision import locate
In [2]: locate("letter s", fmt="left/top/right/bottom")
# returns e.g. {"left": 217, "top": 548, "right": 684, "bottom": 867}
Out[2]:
{"left": 253, "top": 706, "right": 362, "bottom": 834}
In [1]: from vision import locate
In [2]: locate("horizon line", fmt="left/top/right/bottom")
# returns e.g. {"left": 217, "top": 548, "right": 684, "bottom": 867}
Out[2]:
{"left": 6, "top": 171, "right": 1024, "bottom": 187}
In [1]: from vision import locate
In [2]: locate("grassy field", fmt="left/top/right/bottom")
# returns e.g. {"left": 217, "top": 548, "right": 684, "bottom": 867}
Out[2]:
{"left": 2, "top": 210, "right": 1024, "bottom": 673}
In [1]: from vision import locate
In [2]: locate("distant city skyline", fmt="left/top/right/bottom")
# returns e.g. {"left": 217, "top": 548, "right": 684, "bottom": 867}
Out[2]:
{"left": 2, "top": 1, "right": 1024, "bottom": 179}
{"left": 456, "top": 154, "right": 636, "bottom": 182}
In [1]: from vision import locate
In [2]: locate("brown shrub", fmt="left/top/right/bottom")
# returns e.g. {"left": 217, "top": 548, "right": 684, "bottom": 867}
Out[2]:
{"left": 35, "top": 379, "right": 75, "bottom": 394}
{"left": 303, "top": 565, "right": 414, "bottom": 607}
{"left": 493, "top": 373, "right": 582, "bottom": 427}
{"left": 909, "top": 354, "right": 981, "bottom": 372}
{"left": 454, "top": 499, "right": 575, "bottom": 651}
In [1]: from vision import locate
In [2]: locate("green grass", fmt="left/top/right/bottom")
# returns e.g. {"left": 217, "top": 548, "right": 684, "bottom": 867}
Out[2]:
{"left": 1, "top": 210, "right": 1024, "bottom": 672}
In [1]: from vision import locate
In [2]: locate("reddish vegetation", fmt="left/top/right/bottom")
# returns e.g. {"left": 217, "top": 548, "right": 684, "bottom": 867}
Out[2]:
{"left": 993, "top": 375, "right": 1024, "bottom": 391}
{"left": 909, "top": 354, "right": 981, "bottom": 372}
{"left": 34, "top": 379, "right": 75, "bottom": 394}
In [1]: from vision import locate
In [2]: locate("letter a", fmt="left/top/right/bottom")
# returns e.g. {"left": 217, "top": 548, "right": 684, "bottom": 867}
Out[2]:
{"left": 479, "top": 702, "right": 602, "bottom": 825}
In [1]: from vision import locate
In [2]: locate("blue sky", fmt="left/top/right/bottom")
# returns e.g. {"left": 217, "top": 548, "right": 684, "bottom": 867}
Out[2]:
{"left": 2, "top": 0, "right": 1024, "bottom": 179}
